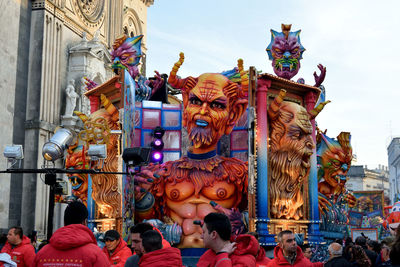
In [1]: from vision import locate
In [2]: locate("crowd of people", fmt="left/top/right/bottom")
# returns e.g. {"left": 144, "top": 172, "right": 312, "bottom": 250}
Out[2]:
{"left": 1, "top": 201, "right": 400, "bottom": 267}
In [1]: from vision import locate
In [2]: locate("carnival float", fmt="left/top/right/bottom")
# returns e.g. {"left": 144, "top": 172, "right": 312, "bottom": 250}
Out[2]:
{"left": 60, "top": 23, "right": 394, "bottom": 257}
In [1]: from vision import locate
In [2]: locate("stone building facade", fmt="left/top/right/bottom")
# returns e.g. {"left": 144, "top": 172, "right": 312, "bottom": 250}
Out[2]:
{"left": 346, "top": 165, "right": 390, "bottom": 199}
{"left": 0, "top": 0, "right": 154, "bottom": 237}
{"left": 388, "top": 137, "right": 400, "bottom": 203}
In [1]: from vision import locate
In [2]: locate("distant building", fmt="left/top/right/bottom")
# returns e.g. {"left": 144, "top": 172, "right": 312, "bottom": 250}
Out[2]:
{"left": 346, "top": 165, "right": 390, "bottom": 200}
{"left": 388, "top": 137, "right": 400, "bottom": 203}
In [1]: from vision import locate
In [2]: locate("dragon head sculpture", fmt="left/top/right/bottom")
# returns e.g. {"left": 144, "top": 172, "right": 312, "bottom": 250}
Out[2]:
{"left": 266, "top": 24, "right": 305, "bottom": 80}
{"left": 111, "top": 35, "right": 143, "bottom": 79}
{"left": 317, "top": 132, "right": 353, "bottom": 196}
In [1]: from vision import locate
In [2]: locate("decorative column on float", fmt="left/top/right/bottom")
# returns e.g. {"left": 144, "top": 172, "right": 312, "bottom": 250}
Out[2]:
{"left": 256, "top": 78, "right": 275, "bottom": 245}
{"left": 305, "top": 91, "right": 323, "bottom": 244}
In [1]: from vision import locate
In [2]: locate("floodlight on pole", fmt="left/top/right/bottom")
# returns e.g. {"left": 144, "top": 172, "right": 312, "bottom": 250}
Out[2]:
{"left": 3, "top": 145, "right": 24, "bottom": 169}
{"left": 42, "top": 128, "right": 74, "bottom": 162}
{"left": 87, "top": 144, "right": 107, "bottom": 169}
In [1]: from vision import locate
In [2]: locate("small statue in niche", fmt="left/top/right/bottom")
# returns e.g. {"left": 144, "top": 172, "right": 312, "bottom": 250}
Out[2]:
{"left": 64, "top": 79, "right": 79, "bottom": 117}
{"left": 80, "top": 76, "right": 91, "bottom": 115}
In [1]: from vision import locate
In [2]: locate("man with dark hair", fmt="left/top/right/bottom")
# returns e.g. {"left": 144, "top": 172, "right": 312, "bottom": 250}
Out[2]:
{"left": 267, "top": 230, "right": 313, "bottom": 267}
{"left": 32, "top": 201, "right": 109, "bottom": 266}
{"left": 138, "top": 230, "right": 182, "bottom": 266}
{"left": 301, "top": 244, "right": 312, "bottom": 260}
{"left": 1, "top": 226, "right": 35, "bottom": 267}
{"left": 355, "top": 236, "right": 377, "bottom": 266}
{"left": 125, "top": 222, "right": 171, "bottom": 267}
{"left": 125, "top": 223, "right": 154, "bottom": 267}
{"left": 102, "top": 230, "right": 132, "bottom": 266}
{"left": 197, "top": 212, "right": 257, "bottom": 267}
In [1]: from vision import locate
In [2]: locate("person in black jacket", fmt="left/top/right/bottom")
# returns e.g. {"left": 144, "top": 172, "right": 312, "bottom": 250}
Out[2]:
{"left": 356, "top": 236, "right": 377, "bottom": 267}
{"left": 324, "top": 242, "right": 352, "bottom": 267}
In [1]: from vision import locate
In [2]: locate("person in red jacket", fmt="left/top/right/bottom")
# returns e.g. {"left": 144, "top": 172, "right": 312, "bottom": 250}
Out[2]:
{"left": 1, "top": 226, "right": 35, "bottom": 267}
{"left": 267, "top": 230, "right": 312, "bottom": 267}
{"left": 138, "top": 230, "right": 182, "bottom": 267}
{"left": 102, "top": 230, "right": 132, "bottom": 266}
{"left": 247, "top": 231, "right": 271, "bottom": 267}
{"left": 31, "top": 201, "right": 109, "bottom": 267}
{"left": 197, "top": 212, "right": 257, "bottom": 267}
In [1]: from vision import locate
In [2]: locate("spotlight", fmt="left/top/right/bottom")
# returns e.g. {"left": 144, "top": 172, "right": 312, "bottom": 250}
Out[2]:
{"left": 3, "top": 145, "right": 24, "bottom": 159}
{"left": 3, "top": 145, "right": 24, "bottom": 169}
{"left": 150, "top": 126, "right": 165, "bottom": 164}
{"left": 122, "top": 147, "right": 152, "bottom": 167}
{"left": 87, "top": 144, "right": 107, "bottom": 161}
{"left": 42, "top": 128, "right": 74, "bottom": 161}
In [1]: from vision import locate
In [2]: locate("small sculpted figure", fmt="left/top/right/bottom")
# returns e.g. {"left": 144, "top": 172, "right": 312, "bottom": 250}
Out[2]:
{"left": 268, "top": 89, "right": 328, "bottom": 220}
{"left": 135, "top": 53, "right": 249, "bottom": 248}
{"left": 110, "top": 35, "right": 162, "bottom": 101}
{"left": 67, "top": 95, "right": 121, "bottom": 218}
{"left": 317, "top": 131, "right": 356, "bottom": 214}
{"left": 65, "top": 145, "right": 89, "bottom": 205}
{"left": 64, "top": 79, "right": 79, "bottom": 116}
{"left": 266, "top": 24, "right": 326, "bottom": 87}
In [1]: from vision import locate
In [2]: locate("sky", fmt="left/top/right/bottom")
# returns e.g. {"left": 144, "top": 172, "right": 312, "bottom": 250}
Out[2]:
{"left": 145, "top": 0, "right": 400, "bottom": 169}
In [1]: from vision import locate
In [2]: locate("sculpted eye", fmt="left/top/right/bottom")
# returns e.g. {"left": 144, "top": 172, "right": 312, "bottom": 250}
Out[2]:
{"left": 292, "top": 48, "right": 299, "bottom": 53}
{"left": 274, "top": 48, "right": 282, "bottom": 53}
{"left": 189, "top": 97, "right": 202, "bottom": 106}
{"left": 210, "top": 102, "right": 226, "bottom": 109}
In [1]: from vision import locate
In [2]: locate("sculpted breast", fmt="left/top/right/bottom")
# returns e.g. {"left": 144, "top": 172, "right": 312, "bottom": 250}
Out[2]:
{"left": 201, "top": 181, "right": 236, "bottom": 200}
{"left": 165, "top": 181, "right": 195, "bottom": 201}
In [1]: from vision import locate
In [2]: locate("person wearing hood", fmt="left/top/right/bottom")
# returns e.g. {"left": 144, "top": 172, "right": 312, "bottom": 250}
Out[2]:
{"left": 102, "top": 230, "right": 132, "bottom": 266}
{"left": 1, "top": 226, "right": 35, "bottom": 267}
{"left": 247, "top": 232, "right": 271, "bottom": 267}
{"left": 31, "top": 201, "right": 109, "bottom": 267}
{"left": 197, "top": 212, "right": 257, "bottom": 267}
{"left": 0, "top": 253, "right": 17, "bottom": 267}
{"left": 138, "top": 230, "right": 182, "bottom": 267}
{"left": 267, "top": 230, "right": 312, "bottom": 267}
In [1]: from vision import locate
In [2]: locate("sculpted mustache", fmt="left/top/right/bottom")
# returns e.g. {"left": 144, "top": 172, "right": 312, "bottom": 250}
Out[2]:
{"left": 189, "top": 127, "right": 213, "bottom": 146}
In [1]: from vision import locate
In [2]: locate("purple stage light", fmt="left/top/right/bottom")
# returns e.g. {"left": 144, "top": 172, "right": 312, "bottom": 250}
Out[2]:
{"left": 154, "top": 139, "right": 162, "bottom": 147}
{"left": 152, "top": 151, "right": 162, "bottom": 161}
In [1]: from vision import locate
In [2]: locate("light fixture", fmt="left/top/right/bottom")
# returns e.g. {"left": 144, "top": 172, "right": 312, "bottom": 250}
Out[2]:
{"left": 150, "top": 126, "right": 165, "bottom": 163}
{"left": 3, "top": 145, "right": 24, "bottom": 169}
{"left": 42, "top": 128, "right": 74, "bottom": 161}
{"left": 122, "top": 147, "right": 151, "bottom": 167}
{"left": 87, "top": 144, "right": 107, "bottom": 161}
{"left": 87, "top": 144, "right": 107, "bottom": 169}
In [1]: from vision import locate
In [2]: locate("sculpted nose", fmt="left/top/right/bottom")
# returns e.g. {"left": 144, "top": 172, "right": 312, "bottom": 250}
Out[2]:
{"left": 113, "top": 57, "right": 120, "bottom": 64}
{"left": 283, "top": 51, "right": 291, "bottom": 59}
{"left": 200, "top": 103, "right": 207, "bottom": 115}
{"left": 306, "top": 140, "right": 314, "bottom": 150}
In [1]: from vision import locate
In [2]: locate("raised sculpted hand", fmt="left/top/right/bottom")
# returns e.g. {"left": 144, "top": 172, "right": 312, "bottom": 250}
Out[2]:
{"left": 318, "top": 194, "right": 332, "bottom": 215}
{"left": 129, "top": 168, "right": 160, "bottom": 201}
{"left": 149, "top": 70, "right": 164, "bottom": 94}
{"left": 210, "top": 201, "right": 246, "bottom": 236}
{"left": 344, "top": 192, "right": 356, "bottom": 208}
{"left": 313, "top": 64, "right": 326, "bottom": 87}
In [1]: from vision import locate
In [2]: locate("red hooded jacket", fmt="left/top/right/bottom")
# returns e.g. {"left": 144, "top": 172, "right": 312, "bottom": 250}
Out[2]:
{"left": 102, "top": 237, "right": 132, "bottom": 266}
{"left": 31, "top": 224, "right": 109, "bottom": 267}
{"left": 266, "top": 246, "right": 312, "bottom": 267}
{"left": 197, "top": 234, "right": 258, "bottom": 267}
{"left": 1, "top": 235, "right": 35, "bottom": 267}
{"left": 256, "top": 247, "right": 271, "bottom": 267}
{"left": 138, "top": 247, "right": 182, "bottom": 267}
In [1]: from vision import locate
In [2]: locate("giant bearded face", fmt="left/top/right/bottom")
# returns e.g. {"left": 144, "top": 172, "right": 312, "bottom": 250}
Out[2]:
{"left": 317, "top": 132, "right": 352, "bottom": 193}
{"left": 266, "top": 24, "right": 305, "bottom": 80}
{"left": 168, "top": 53, "right": 248, "bottom": 152}
{"left": 268, "top": 90, "right": 326, "bottom": 220}
{"left": 184, "top": 74, "right": 233, "bottom": 150}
